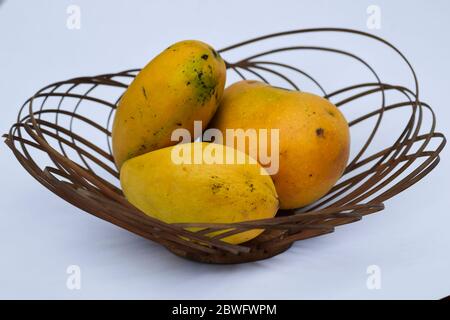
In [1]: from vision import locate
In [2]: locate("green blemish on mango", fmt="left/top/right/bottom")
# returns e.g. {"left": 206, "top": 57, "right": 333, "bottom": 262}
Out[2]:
{"left": 184, "top": 56, "right": 218, "bottom": 105}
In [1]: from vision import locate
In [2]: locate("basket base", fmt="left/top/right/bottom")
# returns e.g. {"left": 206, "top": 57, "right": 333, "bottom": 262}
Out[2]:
{"left": 166, "top": 242, "right": 293, "bottom": 264}
{"left": 164, "top": 226, "right": 337, "bottom": 264}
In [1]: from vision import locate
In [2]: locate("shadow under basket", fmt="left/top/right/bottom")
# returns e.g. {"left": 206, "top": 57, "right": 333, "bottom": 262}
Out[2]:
{"left": 4, "top": 28, "right": 446, "bottom": 264}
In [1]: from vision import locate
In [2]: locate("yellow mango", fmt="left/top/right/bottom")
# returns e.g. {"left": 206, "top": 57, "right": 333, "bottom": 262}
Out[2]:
{"left": 112, "top": 40, "right": 226, "bottom": 169}
{"left": 210, "top": 80, "right": 350, "bottom": 209}
{"left": 120, "top": 142, "right": 279, "bottom": 244}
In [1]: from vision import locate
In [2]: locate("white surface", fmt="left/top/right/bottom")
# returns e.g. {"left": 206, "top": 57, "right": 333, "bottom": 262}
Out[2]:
{"left": 0, "top": 0, "right": 449, "bottom": 299}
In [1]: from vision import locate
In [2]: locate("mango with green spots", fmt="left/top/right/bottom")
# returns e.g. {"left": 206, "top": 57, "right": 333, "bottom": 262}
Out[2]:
{"left": 112, "top": 40, "right": 226, "bottom": 169}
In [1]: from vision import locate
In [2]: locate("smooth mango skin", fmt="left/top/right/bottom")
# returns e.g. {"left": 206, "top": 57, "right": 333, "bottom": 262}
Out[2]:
{"left": 120, "top": 142, "right": 279, "bottom": 244}
{"left": 112, "top": 40, "right": 226, "bottom": 169}
{"left": 210, "top": 80, "right": 350, "bottom": 209}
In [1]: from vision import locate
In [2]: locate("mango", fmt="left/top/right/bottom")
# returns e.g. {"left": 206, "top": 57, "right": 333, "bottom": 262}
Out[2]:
{"left": 210, "top": 80, "right": 350, "bottom": 209}
{"left": 112, "top": 40, "right": 226, "bottom": 169}
{"left": 120, "top": 142, "right": 279, "bottom": 244}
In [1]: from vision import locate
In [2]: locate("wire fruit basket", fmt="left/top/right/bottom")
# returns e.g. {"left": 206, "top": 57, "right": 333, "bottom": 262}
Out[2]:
{"left": 4, "top": 28, "right": 446, "bottom": 264}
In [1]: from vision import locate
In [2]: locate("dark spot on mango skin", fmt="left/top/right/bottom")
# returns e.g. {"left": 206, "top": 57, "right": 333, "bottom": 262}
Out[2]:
{"left": 176, "top": 122, "right": 182, "bottom": 126}
{"left": 245, "top": 180, "right": 256, "bottom": 192}
{"left": 248, "top": 201, "right": 258, "bottom": 211}
{"left": 153, "top": 126, "right": 164, "bottom": 136}
{"left": 211, "top": 182, "right": 223, "bottom": 194}
{"left": 316, "top": 128, "right": 325, "bottom": 137}
{"left": 327, "top": 110, "right": 335, "bottom": 117}
{"left": 142, "top": 87, "right": 148, "bottom": 100}
{"left": 201, "top": 54, "right": 209, "bottom": 60}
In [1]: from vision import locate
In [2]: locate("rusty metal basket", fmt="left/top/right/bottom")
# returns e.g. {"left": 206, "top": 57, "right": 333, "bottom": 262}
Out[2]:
{"left": 4, "top": 28, "right": 446, "bottom": 264}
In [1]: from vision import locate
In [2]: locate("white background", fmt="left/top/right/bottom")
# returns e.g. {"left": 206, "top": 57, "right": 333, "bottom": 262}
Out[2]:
{"left": 0, "top": 0, "right": 449, "bottom": 299}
